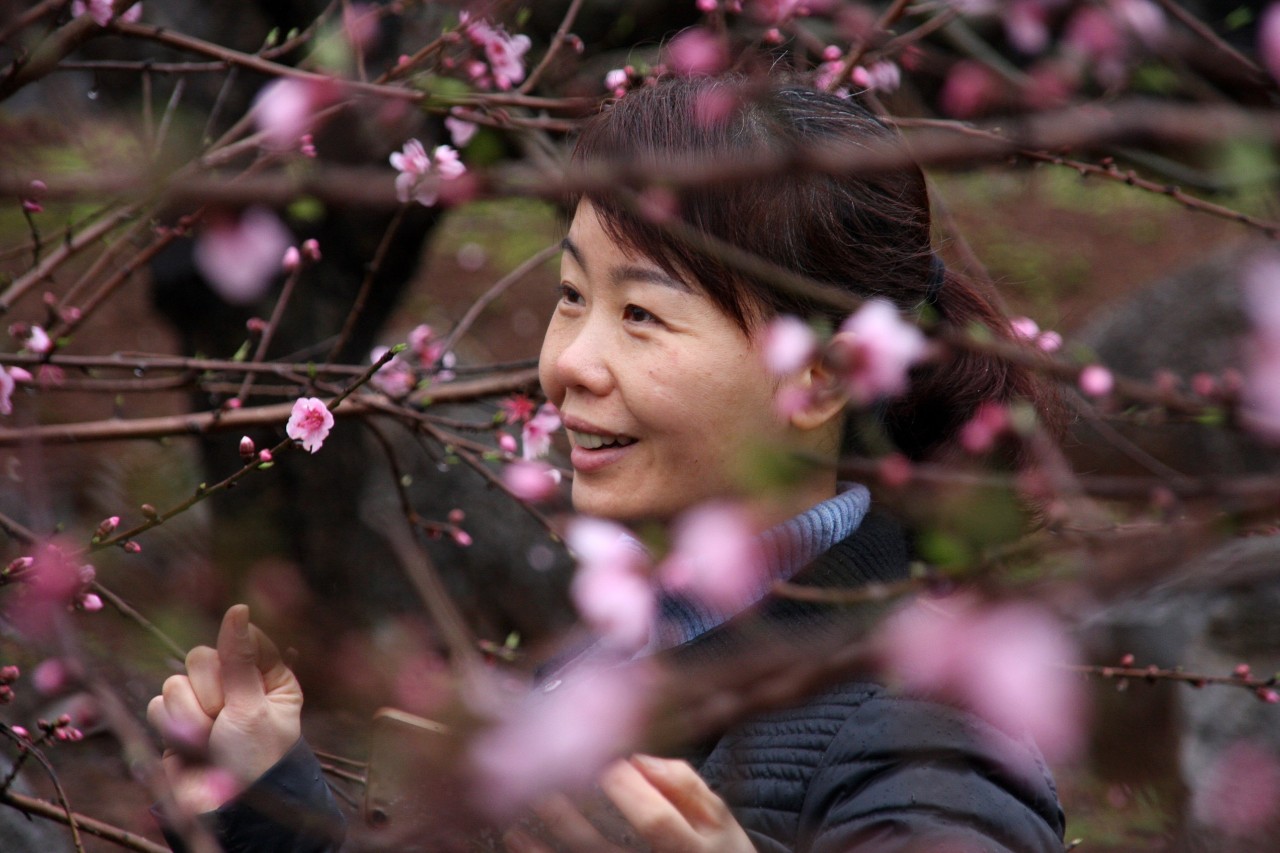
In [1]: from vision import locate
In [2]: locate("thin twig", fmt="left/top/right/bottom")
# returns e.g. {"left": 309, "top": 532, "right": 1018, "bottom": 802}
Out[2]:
{"left": 439, "top": 241, "right": 560, "bottom": 356}
{"left": 325, "top": 204, "right": 409, "bottom": 364}
{"left": 518, "top": 0, "right": 585, "bottom": 94}
{"left": 0, "top": 791, "right": 164, "bottom": 852}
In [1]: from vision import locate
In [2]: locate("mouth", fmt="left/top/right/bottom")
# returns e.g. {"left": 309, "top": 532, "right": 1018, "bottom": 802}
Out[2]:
{"left": 567, "top": 429, "right": 638, "bottom": 451}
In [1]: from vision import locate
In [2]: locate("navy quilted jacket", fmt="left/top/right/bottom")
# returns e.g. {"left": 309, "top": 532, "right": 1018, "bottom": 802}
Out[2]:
{"left": 671, "top": 508, "right": 1066, "bottom": 852}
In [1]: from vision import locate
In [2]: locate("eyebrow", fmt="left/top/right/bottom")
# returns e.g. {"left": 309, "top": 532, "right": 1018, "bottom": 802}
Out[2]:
{"left": 561, "top": 236, "right": 692, "bottom": 293}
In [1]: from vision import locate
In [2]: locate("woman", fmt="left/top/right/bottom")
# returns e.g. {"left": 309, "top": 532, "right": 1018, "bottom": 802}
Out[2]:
{"left": 149, "top": 76, "right": 1066, "bottom": 852}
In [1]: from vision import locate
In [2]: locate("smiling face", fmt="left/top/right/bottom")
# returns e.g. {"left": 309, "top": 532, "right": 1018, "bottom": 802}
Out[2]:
{"left": 539, "top": 202, "right": 833, "bottom": 525}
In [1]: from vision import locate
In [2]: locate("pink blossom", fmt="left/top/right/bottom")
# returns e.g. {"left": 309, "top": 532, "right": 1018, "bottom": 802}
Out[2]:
{"left": 1037, "top": 330, "right": 1062, "bottom": 352}
{"left": 444, "top": 115, "right": 478, "bottom": 148}
{"left": 252, "top": 78, "right": 333, "bottom": 152}
{"left": 0, "top": 367, "right": 27, "bottom": 415}
{"left": 498, "top": 432, "right": 518, "bottom": 454}
{"left": 959, "top": 401, "right": 1011, "bottom": 454}
{"left": 833, "top": 299, "right": 929, "bottom": 404}
{"left": 193, "top": 207, "right": 293, "bottom": 305}
{"left": 389, "top": 140, "right": 467, "bottom": 207}
{"left": 369, "top": 347, "right": 416, "bottom": 397}
{"left": 567, "top": 517, "right": 655, "bottom": 650}
{"left": 500, "top": 393, "right": 536, "bottom": 423}
{"left": 466, "top": 20, "right": 532, "bottom": 90}
{"left": 78, "top": 592, "right": 104, "bottom": 611}
{"left": 406, "top": 323, "right": 444, "bottom": 369}
{"left": 502, "top": 460, "right": 560, "bottom": 503}
{"left": 851, "top": 60, "right": 902, "bottom": 93}
{"left": 282, "top": 245, "right": 301, "bottom": 272}
{"left": 659, "top": 502, "right": 764, "bottom": 611}
{"left": 286, "top": 396, "right": 334, "bottom": 453}
{"left": 1193, "top": 740, "right": 1280, "bottom": 837}
{"left": 342, "top": 3, "right": 378, "bottom": 51}
{"left": 1078, "top": 364, "right": 1114, "bottom": 397}
{"left": 940, "top": 60, "right": 1001, "bottom": 118}
{"left": 604, "top": 68, "right": 630, "bottom": 94}
{"left": 521, "top": 402, "right": 561, "bottom": 461}
{"left": 72, "top": 0, "right": 115, "bottom": 26}
{"left": 1009, "top": 316, "right": 1040, "bottom": 341}
{"left": 1241, "top": 254, "right": 1280, "bottom": 440}
{"left": 22, "top": 325, "right": 53, "bottom": 355}
{"left": 696, "top": 0, "right": 718, "bottom": 12}
{"left": 1111, "top": 0, "right": 1166, "bottom": 47}
{"left": 1004, "top": 1, "right": 1049, "bottom": 55}
{"left": 666, "top": 28, "right": 729, "bottom": 76}
{"left": 763, "top": 315, "right": 818, "bottom": 375}
{"left": 693, "top": 87, "right": 739, "bottom": 127}
{"left": 469, "top": 661, "right": 651, "bottom": 817}
{"left": 878, "top": 594, "right": 1086, "bottom": 763}
{"left": 1263, "top": 4, "right": 1280, "bottom": 84}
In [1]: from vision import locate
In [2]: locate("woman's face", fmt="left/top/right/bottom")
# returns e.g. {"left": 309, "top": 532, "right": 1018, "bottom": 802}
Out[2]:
{"left": 539, "top": 202, "right": 790, "bottom": 524}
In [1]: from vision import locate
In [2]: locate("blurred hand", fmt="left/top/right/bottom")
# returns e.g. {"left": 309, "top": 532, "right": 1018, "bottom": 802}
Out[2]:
{"left": 503, "top": 755, "right": 754, "bottom": 853}
{"left": 146, "top": 604, "right": 303, "bottom": 814}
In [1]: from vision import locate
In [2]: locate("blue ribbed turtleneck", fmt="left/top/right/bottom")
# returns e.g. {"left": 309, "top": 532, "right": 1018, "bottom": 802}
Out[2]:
{"left": 651, "top": 483, "right": 870, "bottom": 651}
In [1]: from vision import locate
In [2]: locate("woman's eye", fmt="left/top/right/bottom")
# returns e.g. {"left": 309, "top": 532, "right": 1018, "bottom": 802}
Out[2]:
{"left": 622, "top": 304, "right": 659, "bottom": 324}
{"left": 558, "top": 284, "right": 584, "bottom": 305}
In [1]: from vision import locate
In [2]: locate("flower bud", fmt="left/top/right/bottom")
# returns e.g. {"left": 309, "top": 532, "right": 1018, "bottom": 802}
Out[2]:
{"left": 448, "top": 508, "right": 465, "bottom": 524}
{"left": 123, "top": 541, "right": 141, "bottom": 554}
{"left": 140, "top": 504, "right": 158, "bottom": 519}
{"left": 94, "top": 516, "right": 120, "bottom": 539}
{"left": 0, "top": 666, "right": 20, "bottom": 683}
{"left": 301, "top": 238, "right": 321, "bottom": 261}
{"left": 258, "top": 449, "right": 273, "bottom": 463}
{"left": 282, "top": 246, "right": 301, "bottom": 272}
{"left": 239, "top": 436, "right": 256, "bottom": 461}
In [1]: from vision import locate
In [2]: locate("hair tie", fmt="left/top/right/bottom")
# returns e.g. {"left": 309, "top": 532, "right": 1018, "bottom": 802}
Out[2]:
{"left": 924, "top": 254, "right": 947, "bottom": 305}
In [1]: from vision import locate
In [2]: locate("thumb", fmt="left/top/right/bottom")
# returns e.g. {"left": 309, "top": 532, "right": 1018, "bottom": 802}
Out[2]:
{"left": 216, "top": 604, "right": 264, "bottom": 707}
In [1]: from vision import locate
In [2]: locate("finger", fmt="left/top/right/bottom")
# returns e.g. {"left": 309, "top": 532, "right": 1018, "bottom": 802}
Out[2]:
{"left": 216, "top": 604, "right": 265, "bottom": 708}
{"left": 184, "top": 646, "right": 224, "bottom": 717}
{"left": 598, "top": 760, "right": 692, "bottom": 848}
{"left": 153, "top": 677, "right": 214, "bottom": 752}
{"left": 247, "top": 622, "right": 296, "bottom": 696}
{"left": 532, "top": 793, "right": 618, "bottom": 852}
{"left": 626, "top": 754, "right": 731, "bottom": 828}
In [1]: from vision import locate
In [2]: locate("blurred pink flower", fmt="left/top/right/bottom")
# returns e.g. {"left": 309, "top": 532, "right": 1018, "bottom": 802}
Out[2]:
{"left": 501, "top": 393, "right": 537, "bottom": 424}
{"left": 193, "top": 207, "right": 293, "bottom": 305}
{"left": 1004, "top": 1, "right": 1049, "bottom": 55}
{"left": 1241, "top": 254, "right": 1280, "bottom": 440}
{"left": 1263, "top": 3, "right": 1280, "bottom": 84}
{"left": 940, "top": 60, "right": 1001, "bottom": 118}
{"left": 666, "top": 28, "right": 729, "bottom": 76}
{"left": 659, "top": 502, "right": 764, "bottom": 612}
{"left": 503, "top": 460, "right": 561, "bottom": 503}
{"left": 33, "top": 659, "right": 72, "bottom": 696}
{"left": 390, "top": 140, "right": 466, "bottom": 207}
{"left": 466, "top": 19, "right": 532, "bottom": 90}
{"left": 763, "top": 315, "right": 818, "bottom": 375}
{"left": 406, "top": 323, "right": 444, "bottom": 369}
{"left": 369, "top": 347, "right": 416, "bottom": 397}
{"left": 444, "top": 115, "right": 478, "bottom": 148}
{"left": 72, "top": 0, "right": 139, "bottom": 26}
{"left": 342, "top": 3, "right": 378, "bottom": 51}
{"left": 1111, "top": 0, "right": 1166, "bottom": 47}
{"left": 1078, "top": 364, "right": 1114, "bottom": 397}
{"left": 521, "top": 403, "right": 561, "bottom": 461}
{"left": 834, "top": 299, "right": 929, "bottom": 404}
{"left": 470, "top": 661, "right": 651, "bottom": 817}
{"left": 0, "top": 367, "right": 29, "bottom": 415}
{"left": 24, "top": 324, "right": 51, "bottom": 353}
{"left": 851, "top": 60, "right": 901, "bottom": 93}
{"left": 878, "top": 594, "right": 1085, "bottom": 763}
{"left": 286, "top": 396, "right": 334, "bottom": 453}
{"left": 959, "top": 401, "right": 1011, "bottom": 454}
{"left": 252, "top": 78, "right": 334, "bottom": 152}
{"left": 604, "top": 68, "right": 630, "bottom": 94}
{"left": 567, "top": 517, "right": 654, "bottom": 650}
{"left": 498, "top": 432, "right": 518, "bottom": 454}
{"left": 1193, "top": 740, "right": 1280, "bottom": 837}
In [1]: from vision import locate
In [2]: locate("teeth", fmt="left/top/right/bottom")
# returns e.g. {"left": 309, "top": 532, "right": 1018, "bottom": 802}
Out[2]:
{"left": 570, "top": 430, "right": 636, "bottom": 450}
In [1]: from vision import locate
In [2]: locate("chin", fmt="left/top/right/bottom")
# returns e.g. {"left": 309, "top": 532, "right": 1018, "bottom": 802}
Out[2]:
{"left": 570, "top": 483, "right": 666, "bottom": 524}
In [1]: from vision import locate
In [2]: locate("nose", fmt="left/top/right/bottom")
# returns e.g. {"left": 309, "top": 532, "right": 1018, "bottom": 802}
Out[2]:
{"left": 539, "top": 313, "right": 614, "bottom": 402}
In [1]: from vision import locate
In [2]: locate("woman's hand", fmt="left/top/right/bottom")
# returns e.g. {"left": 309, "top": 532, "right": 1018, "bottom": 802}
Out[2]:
{"left": 504, "top": 755, "right": 755, "bottom": 853}
{"left": 146, "top": 604, "right": 303, "bottom": 814}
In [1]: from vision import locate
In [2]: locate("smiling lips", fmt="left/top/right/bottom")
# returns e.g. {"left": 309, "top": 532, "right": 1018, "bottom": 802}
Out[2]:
{"left": 568, "top": 429, "right": 637, "bottom": 450}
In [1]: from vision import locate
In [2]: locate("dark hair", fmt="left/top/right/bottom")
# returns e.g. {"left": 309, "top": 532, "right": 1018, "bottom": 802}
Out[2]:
{"left": 570, "top": 76, "right": 1058, "bottom": 461}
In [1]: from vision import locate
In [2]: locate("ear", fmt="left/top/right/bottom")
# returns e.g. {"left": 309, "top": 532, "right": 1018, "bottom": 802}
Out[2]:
{"left": 785, "top": 332, "right": 851, "bottom": 433}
